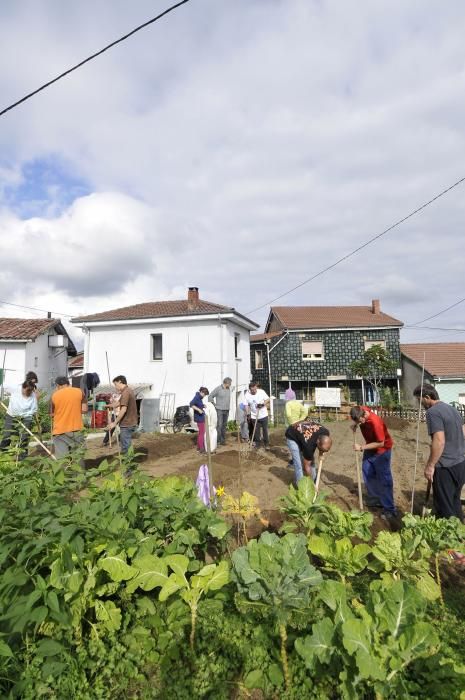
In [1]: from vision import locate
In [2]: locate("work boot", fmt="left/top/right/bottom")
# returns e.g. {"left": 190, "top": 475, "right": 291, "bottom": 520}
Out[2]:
{"left": 366, "top": 496, "right": 383, "bottom": 508}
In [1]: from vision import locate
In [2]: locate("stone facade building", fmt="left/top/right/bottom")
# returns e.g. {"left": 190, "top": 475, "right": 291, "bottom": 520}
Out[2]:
{"left": 250, "top": 300, "right": 403, "bottom": 405}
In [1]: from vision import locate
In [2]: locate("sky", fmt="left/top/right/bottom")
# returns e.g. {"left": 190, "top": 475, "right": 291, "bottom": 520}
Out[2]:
{"left": 1, "top": 0, "right": 465, "bottom": 347}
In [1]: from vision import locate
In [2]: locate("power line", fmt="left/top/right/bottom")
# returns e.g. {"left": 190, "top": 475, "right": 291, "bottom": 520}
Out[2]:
{"left": 0, "top": 299, "right": 74, "bottom": 318}
{"left": 408, "top": 295, "right": 465, "bottom": 326}
{"left": 0, "top": 0, "right": 192, "bottom": 118}
{"left": 247, "top": 175, "right": 465, "bottom": 315}
{"left": 403, "top": 325, "right": 465, "bottom": 332}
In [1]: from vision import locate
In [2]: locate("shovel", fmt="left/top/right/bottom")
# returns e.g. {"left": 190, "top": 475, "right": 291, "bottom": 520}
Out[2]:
{"left": 422, "top": 480, "right": 432, "bottom": 518}
{"left": 313, "top": 455, "right": 324, "bottom": 502}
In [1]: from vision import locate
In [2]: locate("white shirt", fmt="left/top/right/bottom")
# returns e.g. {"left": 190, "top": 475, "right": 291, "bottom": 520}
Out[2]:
{"left": 7, "top": 390, "right": 38, "bottom": 418}
{"left": 245, "top": 389, "right": 269, "bottom": 420}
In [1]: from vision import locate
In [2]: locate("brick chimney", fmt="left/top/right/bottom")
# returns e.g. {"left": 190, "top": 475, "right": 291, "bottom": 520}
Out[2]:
{"left": 371, "top": 299, "right": 380, "bottom": 314}
{"left": 187, "top": 287, "right": 200, "bottom": 311}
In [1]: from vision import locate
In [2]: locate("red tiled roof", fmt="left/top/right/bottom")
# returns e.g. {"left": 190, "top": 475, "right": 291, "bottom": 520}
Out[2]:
{"left": 0, "top": 318, "right": 57, "bottom": 340}
{"left": 68, "top": 351, "right": 84, "bottom": 368}
{"left": 250, "top": 331, "right": 283, "bottom": 343}
{"left": 73, "top": 299, "right": 233, "bottom": 323}
{"left": 268, "top": 304, "right": 403, "bottom": 330}
{"left": 401, "top": 343, "right": 465, "bottom": 378}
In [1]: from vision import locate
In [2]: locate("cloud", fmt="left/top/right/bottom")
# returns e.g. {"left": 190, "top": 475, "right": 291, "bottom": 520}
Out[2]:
{"left": 0, "top": 0, "right": 465, "bottom": 343}
{"left": 0, "top": 192, "right": 158, "bottom": 296}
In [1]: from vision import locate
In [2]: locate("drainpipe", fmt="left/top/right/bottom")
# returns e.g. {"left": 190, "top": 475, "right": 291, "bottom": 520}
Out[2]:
{"left": 263, "top": 330, "right": 289, "bottom": 423}
{"left": 218, "top": 314, "right": 224, "bottom": 382}
{"left": 265, "top": 340, "right": 273, "bottom": 423}
{"left": 82, "top": 325, "right": 90, "bottom": 374}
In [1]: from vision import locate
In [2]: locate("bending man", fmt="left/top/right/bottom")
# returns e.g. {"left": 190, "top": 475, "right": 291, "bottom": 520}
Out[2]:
{"left": 350, "top": 406, "right": 397, "bottom": 520}
{"left": 285, "top": 419, "right": 332, "bottom": 483}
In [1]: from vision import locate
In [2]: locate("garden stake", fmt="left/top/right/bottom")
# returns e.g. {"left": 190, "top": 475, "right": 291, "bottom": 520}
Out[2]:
{"left": 313, "top": 455, "right": 324, "bottom": 502}
{"left": 353, "top": 432, "right": 364, "bottom": 511}
{"left": 105, "top": 351, "right": 113, "bottom": 447}
{"left": 410, "top": 352, "right": 426, "bottom": 514}
{"left": 0, "top": 401, "right": 57, "bottom": 460}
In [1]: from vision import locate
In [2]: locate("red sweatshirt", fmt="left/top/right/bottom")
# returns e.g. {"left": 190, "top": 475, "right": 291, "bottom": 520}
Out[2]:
{"left": 359, "top": 406, "right": 393, "bottom": 454}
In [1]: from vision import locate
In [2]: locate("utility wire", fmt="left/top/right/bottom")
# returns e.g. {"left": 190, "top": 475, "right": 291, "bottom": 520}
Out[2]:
{"left": 0, "top": 0, "right": 192, "bottom": 118}
{"left": 408, "top": 295, "right": 465, "bottom": 326}
{"left": 0, "top": 299, "right": 74, "bottom": 318}
{"left": 403, "top": 325, "right": 465, "bottom": 332}
{"left": 247, "top": 175, "right": 465, "bottom": 315}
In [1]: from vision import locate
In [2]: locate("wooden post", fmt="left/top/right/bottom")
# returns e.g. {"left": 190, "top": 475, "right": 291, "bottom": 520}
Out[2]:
{"left": 353, "top": 432, "right": 364, "bottom": 511}
{"left": 0, "top": 401, "right": 57, "bottom": 460}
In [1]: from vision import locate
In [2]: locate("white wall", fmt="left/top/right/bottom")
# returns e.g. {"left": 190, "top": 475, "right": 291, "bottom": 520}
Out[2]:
{"left": 0, "top": 342, "right": 26, "bottom": 392}
{"left": 81, "top": 317, "right": 252, "bottom": 412}
{"left": 24, "top": 333, "right": 68, "bottom": 391}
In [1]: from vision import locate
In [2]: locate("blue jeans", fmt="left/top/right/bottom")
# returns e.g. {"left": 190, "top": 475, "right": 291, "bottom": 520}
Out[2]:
{"left": 362, "top": 449, "right": 395, "bottom": 513}
{"left": 120, "top": 426, "right": 135, "bottom": 454}
{"left": 216, "top": 409, "right": 229, "bottom": 445}
{"left": 286, "top": 438, "right": 316, "bottom": 483}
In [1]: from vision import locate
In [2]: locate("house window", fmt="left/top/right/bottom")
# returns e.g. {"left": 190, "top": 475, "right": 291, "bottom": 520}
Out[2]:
{"left": 302, "top": 341, "right": 324, "bottom": 360}
{"left": 255, "top": 349, "right": 264, "bottom": 370}
{"left": 151, "top": 334, "right": 163, "bottom": 361}
{"left": 234, "top": 333, "right": 240, "bottom": 359}
{"left": 364, "top": 340, "right": 385, "bottom": 351}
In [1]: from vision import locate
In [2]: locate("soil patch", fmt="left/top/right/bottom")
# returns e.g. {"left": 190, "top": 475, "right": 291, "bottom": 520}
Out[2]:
{"left": 85, "top": 418, "right": 434, "bottom": 523}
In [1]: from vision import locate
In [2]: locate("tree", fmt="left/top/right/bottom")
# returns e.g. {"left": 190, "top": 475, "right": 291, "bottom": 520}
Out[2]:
{"left": 349, "top": 345, "right": 397, "bottom": 403}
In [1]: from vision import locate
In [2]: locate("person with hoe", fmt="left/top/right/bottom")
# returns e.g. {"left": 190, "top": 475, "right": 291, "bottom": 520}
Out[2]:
{"left": 190, "top": 386, "right": 209, "bottom": 453}
{"left": 413, "top": 384, "right": 465, "bottom": 522}
{"left": 350, "top": 405, "right": 397, "bottom": 521}
{"left": 245, "top": 381, "right": 271, "bottom": 450}
{"left": 285, "top": 418, "right": 332, "bottom": 484}
{"left": 106, "top": 376, "right": 138, "bottom": 455}
{"left": 208, "top": 377, "right": 232, "bottom": 447}
{"left": 0, "top": 379, "right": 38, "bottom": 460}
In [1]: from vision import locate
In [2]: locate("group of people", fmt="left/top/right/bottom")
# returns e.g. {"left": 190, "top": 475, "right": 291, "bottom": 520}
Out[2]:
{"left": 2, "top": 370, "right": 464, "bottom": 526}
{"left": 283, "top": 383, "right": 465, "bottom": 526}
{"left": 0, "top": 372, "right": 138, "bottom": 463}
{"left": 190, "top": 379, "right": 272, "bottom": 453}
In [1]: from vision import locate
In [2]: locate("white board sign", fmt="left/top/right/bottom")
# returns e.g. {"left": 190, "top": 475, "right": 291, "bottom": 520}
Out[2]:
{"left": 315, "top": 388, "right": 341, "bottom": 408}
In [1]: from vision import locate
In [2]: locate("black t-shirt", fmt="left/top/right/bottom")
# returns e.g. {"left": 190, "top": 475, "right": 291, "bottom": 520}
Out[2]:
{"left": 285, "top": 421, "right": 330, "bottom": 461}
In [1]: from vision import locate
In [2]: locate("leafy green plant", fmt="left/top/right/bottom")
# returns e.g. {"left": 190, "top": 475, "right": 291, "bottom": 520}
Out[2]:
{"left": 369, "top": 530, "right": 440, "bottom": 601}
{"left": 401, "top": 514, "right": 465, "bottom": 606}
{"left": 279, "top": 477, "right": 332, "bottom": 534}
{"left": 317, "top": 506, "right": 373, "bottom": 541}
{"left": 296, "top": 578, "right": 441, "bottom": 699}
{"left": 308, "top": 534, "right": 371, "bottom": 583}
{"left": 153, "top": 554, "right": 229, "bottom": 649}
{"left": 231, "top": 531, "right": 322, "bottom": 690}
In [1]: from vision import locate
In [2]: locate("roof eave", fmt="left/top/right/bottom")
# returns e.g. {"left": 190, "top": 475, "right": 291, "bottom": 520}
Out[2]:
{"left": 73, "top": 310, "right": 259, "bottom": 330}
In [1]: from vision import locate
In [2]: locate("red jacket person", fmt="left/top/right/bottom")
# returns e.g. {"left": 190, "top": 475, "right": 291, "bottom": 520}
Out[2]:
{"left": 350, "top": 405, "right": 397, "bottom": 520}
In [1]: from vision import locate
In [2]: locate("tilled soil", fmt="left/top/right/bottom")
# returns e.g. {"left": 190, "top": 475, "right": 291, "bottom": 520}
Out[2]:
{"left": 85, "top": 417, "right": 435, "bottom": 531}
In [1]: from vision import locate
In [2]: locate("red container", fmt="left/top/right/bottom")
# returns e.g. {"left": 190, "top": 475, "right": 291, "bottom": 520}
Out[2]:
{"left": 91, "top": 410, "right": 108, "bottom": 428}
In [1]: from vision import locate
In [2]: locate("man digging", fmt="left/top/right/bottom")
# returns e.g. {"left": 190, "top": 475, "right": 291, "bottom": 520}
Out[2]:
{"left": 285, "top": 418, "right": 332, "bottom": 484}
{"left": 350, "top": 406, "right": 398, "bottom": 522}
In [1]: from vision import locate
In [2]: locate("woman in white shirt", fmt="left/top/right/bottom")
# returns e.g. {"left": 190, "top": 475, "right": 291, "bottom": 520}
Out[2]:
{"left": 0, "top": 380, "right": 38, "bottom": 460}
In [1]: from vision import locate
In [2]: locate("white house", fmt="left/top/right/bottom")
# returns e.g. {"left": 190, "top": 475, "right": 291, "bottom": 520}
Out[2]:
{"left": 0, "top": 317, "right": 76, "bottom": 393}
{"left": 71, "top": 288, "right": 259, "bottom": 414}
